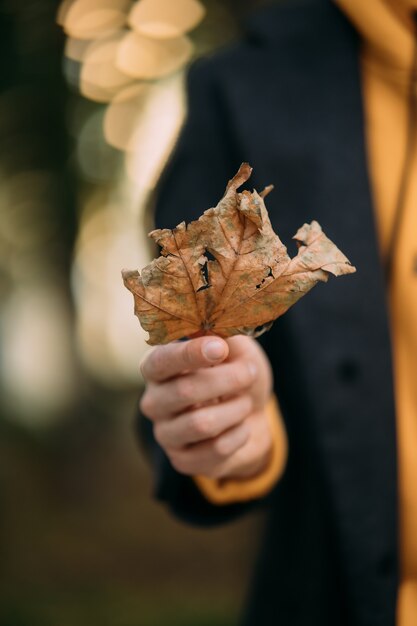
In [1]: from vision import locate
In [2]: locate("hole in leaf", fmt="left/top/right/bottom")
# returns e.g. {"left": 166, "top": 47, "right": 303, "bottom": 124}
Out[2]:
{"left": 256, "top": 266, "right": 274, "bottom": 289}
{"left": 238, "top": 322, "right": 274, "bottom": 337}
{"left": 252, "top": 321, "right": 274, "bottom": 337}
{"left": 197, "top": 248, "right": 214, "bottom": 292}
{"left": 201, "top": 259, "right": 209, "bottom": 284}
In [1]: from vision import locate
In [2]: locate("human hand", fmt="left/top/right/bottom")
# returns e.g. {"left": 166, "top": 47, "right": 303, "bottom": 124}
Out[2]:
{"left": 140, "top": 335, "right": 274, "bottom": 480}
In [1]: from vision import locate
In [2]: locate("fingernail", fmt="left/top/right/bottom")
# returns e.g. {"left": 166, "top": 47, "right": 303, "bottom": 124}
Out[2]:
{"left": 203, "top": 340, "right": 226, "bottom": 361}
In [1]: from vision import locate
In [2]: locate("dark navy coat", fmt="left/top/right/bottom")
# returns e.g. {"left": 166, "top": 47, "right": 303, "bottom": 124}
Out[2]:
{"left": 140, "top": 1, "right": 398, "bottom": 624}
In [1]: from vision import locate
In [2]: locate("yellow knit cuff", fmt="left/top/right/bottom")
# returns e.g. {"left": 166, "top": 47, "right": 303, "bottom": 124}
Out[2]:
{"left": 193, "top": 395, "right": 287, "bottom": 505}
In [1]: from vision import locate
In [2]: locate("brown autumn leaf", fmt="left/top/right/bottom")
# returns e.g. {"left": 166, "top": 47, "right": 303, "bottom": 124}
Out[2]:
{"left": 122, "top": 163, "right": 356, "bottom": 345}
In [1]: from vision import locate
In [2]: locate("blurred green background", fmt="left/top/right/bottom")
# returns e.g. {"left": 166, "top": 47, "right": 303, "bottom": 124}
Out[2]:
{"left": 0, "top": 1, "right": 266, "bottom": 624}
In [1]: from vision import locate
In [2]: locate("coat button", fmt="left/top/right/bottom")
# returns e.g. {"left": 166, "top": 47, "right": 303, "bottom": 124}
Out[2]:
{"left": 337, "top": 358, "right": 360, "bottom": 383}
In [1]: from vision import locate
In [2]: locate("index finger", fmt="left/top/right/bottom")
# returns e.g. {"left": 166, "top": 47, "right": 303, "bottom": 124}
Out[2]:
{"left": 141, "top": 337, "right": 229, "bottom": 383}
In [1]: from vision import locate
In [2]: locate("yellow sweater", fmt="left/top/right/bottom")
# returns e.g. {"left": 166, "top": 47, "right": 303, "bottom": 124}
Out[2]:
{"left": 338, "top": 2, "right": 417, "bottom": 623}
{"left": 195, "top": 0, "right": 417, "bottom": 622}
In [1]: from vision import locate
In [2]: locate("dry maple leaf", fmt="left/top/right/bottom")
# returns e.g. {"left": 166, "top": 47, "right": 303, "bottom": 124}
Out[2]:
{"left": 122, "top": 163, "right": 356, "bottom": 345}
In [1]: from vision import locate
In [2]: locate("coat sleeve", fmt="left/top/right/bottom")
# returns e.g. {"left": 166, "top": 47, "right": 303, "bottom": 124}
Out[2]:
{"left": 136, "top": 58, "right": 274, "bottom": 526}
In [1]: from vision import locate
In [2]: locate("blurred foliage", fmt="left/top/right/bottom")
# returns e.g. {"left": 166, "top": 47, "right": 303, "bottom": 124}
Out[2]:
{"left": 0, "top": 0, "right": 268, "bottom": 625}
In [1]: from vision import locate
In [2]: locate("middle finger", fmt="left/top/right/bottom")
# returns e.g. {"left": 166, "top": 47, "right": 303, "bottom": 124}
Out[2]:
{"left": 154, "top": 394, "right": 253, "bottom": 449}
{"left": 152, "top": 359, "right": 257, "bottom": 417}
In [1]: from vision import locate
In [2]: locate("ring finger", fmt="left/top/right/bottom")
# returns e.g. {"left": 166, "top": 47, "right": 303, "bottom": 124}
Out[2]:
{"left": 154, "top": 394, "right": 253, "bottom": 449}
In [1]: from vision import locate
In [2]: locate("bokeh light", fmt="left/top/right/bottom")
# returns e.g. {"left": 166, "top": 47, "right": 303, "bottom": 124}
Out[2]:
{"left": 110, "top": 74, "right": 186, "bottom": 186}
{"left": 0, "top": 283, "right": 77, "bottom": 425}
{"left": 0, "top": 0, "right": 243, "bottom": 417}
{"left": 128, "top": 0, "right": 206, "bottom": 39}
{"left": 116, "top": 31, "right": 193, "bottom": 79}
{"left": 71, "top": 191, "right": 151, "bottom": 387}
{"left": 61, "top": 0, "right": 130, "bottom": 40}
{"left": 59, "top": 0, "right": 205, "bottom": 104}
{"left": 56, "top": 0, "right": 207, "bottom": 386}
{"left": 80, "top": 32, "right": 134, "bottom": 101}
{"left": 0, "top": 2, "right": 260, "bottom": 626}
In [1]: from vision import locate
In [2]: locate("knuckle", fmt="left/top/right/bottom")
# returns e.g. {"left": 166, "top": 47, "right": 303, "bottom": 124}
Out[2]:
{"left": 213, "top": 424, "right": 250, "bottom": 459}
{"left": 228, "top": 363, "right": 253, "bottom": 390}
{"left": 169, "top": 452, "right": 191, "bottom": 476}
{"left": 188, "top": 411, "right": 214, "bottom": 439}
{"left": 240, "top": 394, "right": 254, "bottom": 416}
{"left": 148, "top": 348, "right": 165, "bottom": 379}
{"left": 174, "top": 377, "right": 195, "bottom": 403}
{"left": 139, "top": 392, "right": 155, "bottom": 418}
{"left": 181, "top": 341, "right": 195, "bottom": 369}
{"left": 213, "top": 436, "right": 233, "bottom": 459}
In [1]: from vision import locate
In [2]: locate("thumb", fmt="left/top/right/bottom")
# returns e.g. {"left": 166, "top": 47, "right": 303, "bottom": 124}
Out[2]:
{"left": 141, "top": 336, "right": 229, "bottom": 382}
